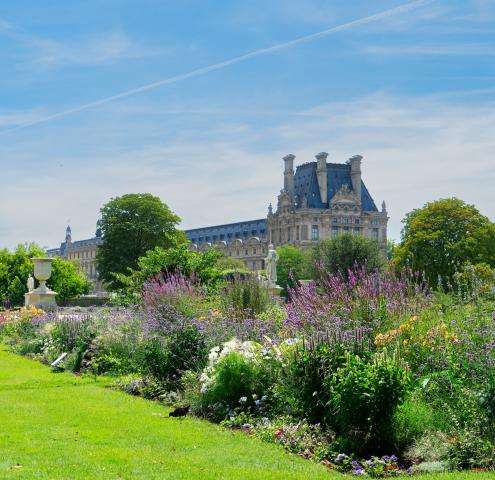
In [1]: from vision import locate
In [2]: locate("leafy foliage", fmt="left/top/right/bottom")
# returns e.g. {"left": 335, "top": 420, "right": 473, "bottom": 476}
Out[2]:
{"left": 96, "top": 193, "right": 186, "bottom": 289}
{"left": 312, "top": 233, "right": 384, "bottom": 278}
{"left": 222, "top": 274, "right": 271, "bottom": 318}
{"left": 275, "top": 343, "right": 348, "bottom": 424}
{"left": 49, "top": 257, "right": 91, "bottom": 301}
{"left": 0, "top": 244, "right": 90, "bottom": 306}
{"left": 325, "top": 352, "right": 411, "bottom": 453}
{"left": 137, "top": 244, "right": 222, "bottom": 285}
{"left": 393, "top": 198, "right": 495, "bottom": 288}
{"left": 276, "top": 245, "right": 312, "bottom": 295}
{"left": 137, "top": 326, "right": 207, "bottom": 389}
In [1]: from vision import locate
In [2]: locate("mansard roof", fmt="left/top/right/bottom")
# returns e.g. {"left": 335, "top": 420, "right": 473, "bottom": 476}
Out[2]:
{"left": 294, "top": 161, "right": 378, "bottom": 212}
{"left": 48, "top": 236, "right": 102, "bottom": 256}
{"left": 186, "top": 219, "right": 267, "bottom": 244}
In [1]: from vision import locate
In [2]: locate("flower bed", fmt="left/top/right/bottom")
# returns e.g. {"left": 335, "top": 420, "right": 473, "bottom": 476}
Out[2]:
{"left": 1, "top": 270, "right": 495, "bottom": 476}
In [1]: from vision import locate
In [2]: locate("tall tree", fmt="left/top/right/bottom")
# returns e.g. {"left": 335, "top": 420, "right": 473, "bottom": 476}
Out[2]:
{"left": 96, "top": 193, "right": 186, "bottom": 288}
{"left": 312, "top": 233, "right": 384, "bottom": 278}
{"left": 393, "top": 198, "right": 495, "bottom": 287}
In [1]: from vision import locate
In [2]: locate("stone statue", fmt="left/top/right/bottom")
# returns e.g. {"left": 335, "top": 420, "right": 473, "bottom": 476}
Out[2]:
{"left": 27, "top": 275, "right": 35, "bottom": 292}
{"left": 265, "top": 244, "right": 278, "bottom": 287}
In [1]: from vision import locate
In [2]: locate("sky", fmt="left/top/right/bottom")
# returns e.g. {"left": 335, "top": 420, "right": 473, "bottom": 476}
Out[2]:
{"left": 1, "top": 0, "right": 494, "bottom": 249}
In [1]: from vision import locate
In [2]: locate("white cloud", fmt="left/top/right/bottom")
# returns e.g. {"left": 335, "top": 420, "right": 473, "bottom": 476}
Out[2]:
{"left": 30, "top": 31, "right": 168, "bottom": 69}
{"left": 1, "top": 91, "right": 495, "bottom": 249}
{"left": 0, "top": 18, "right": 168, "bottom": 69}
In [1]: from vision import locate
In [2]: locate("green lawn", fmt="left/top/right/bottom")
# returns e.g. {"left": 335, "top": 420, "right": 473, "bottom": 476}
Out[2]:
{"left": 0, "top": 348, "right": 493, "bottom": 480}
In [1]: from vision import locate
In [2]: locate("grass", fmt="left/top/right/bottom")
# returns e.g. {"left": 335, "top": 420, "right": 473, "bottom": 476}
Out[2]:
{"left": 0, "top": 347, "right": 334, "bottom": 480}
{"left": 0, "top": 348, "right": 493, "bottom": 480}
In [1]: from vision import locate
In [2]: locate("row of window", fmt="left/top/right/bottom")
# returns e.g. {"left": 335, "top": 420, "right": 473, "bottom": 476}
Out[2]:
{"left": 274, "top": 225, "right": 381, "bottom": 243}
{"left": 334, "top": 217, "right": 360, "bottom": 225}
{"left": 67, "top": 249, "right": 96, "bottom": 260}
{"left": 191, "top": 229, "right": 266, "bottom": 244}
{"left": 226, "top": 246, "right": 265, "bottom": 257}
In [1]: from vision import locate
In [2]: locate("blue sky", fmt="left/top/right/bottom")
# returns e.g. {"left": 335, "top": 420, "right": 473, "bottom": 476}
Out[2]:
{"left": 1, "top": 0, "right": 494, "bottom": 249}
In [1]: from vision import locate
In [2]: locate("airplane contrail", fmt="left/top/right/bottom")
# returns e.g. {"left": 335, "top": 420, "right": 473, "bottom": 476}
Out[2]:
{"left": 1, "top": 0, "right": 436, "bottom": 135}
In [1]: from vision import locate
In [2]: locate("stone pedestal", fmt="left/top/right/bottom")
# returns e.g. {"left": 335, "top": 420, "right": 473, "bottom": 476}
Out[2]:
{"left": 25, "top": 287, "right": 57, "bottom": 309}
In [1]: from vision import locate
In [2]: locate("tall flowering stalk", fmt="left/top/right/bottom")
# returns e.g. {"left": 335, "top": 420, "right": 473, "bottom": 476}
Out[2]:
{"left": 142, "top": 272, "right": 200, "bottom": 310}
{"left": 286, "top": 266, "right": 429, "bottom": 335}
{"left": 141, "top": 272, "right": 203, "bottom": 336}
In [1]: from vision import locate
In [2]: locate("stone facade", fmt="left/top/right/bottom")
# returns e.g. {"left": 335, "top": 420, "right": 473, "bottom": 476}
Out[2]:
{"left": 47, "top": 225, "right": 103, "bottom": 291}
{"left": 186, "top": 152, "right": 388, "bottom": 269}
{"left": 47, "top": 152, "right": 388, "bottom": 279}
{"left": 187, "top": 220, "right": 268, "bottom": 271}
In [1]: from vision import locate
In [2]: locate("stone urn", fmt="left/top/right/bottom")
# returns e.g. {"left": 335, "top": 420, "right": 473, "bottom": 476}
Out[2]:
{"left": 33, "top": 258, "right": 53, "bottom": 291}
{"left": 25, "top": 257, "right": 58, "bottom": 308}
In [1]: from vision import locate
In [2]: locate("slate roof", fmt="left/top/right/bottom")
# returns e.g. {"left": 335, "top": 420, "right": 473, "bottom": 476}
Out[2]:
{"left": 186, "top": 219, "right": 267, "bottom": 244}
{"left": 47, "top": 237, "right": 102, "bottom": 256}
{"left": 294, "top": 161, "right": 378, "bottom": 212}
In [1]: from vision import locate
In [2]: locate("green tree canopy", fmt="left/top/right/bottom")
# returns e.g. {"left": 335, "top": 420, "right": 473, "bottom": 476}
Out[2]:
{"left": 96, "top": 193, "right": 186, "bottom": 289}
{"left": 393, "top": 198, "right": 495, "bottom": 287}
{"left": 0, "top": 244, "right": 90, "bottom": 307}
{"left": 114, "top": 244, "right": 225, "bottom": 301}
{"left": 136, "top": 244, "right": 222, "bottom": 285}
{"left": 312, "top": 233, "right": 384, "bottom": 278}
{"left": 276, "top": 245, "right": 312, "bottom": 295}
{"left": 49, "top": 257, "right": 91, "bottom": 301}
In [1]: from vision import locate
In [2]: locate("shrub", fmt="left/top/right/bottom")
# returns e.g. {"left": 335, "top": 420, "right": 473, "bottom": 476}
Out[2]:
{"left": 393, "top": 198, "right": 495, "bottom": 289}
{"left": 392, "top": 394, "right": 440, "bottom": 450}
{"left": 49, "top": 257, "right": 91, "bottom": 302}
{"left": 116, "top": 243, "right": 224, "bottom": 297}
{"left": 276, "top": 245, "right": 312, "bottom": 295}
{"left": 89, "top": 314, "right": 142, "bottom": 375}
{"left": 274, "top": 342, "right": 349, "bottom": 423}
{"left": 325, "top": 352, "right": 411, "bottom": 454}
{"left": 312, "top": 233, "right": 385, "bottom": 278}
{"left": 142, "top": 273, "right": 208, "bottom": 320}
{"left": 405, "top": 430, "right": 450, "bottom": 464}
{"left": 137, "top": 326, "right": 207, "bottom": 389}
{"left": 447, "top": 430, "right": 495, "bottom": 470}
{"left": 0, "top": 244, "right": 89, "bottom": 306}
{"left": 221, "top": 275, "right": 271, "bottom": 318}
{"left": 50, "top": 315, "right": 96, "bottom": 353}
{"left": 198, "top": 339, "right": 276, "bottom": 420}
{"left": 421, "top": 373, "right": 487, "bottom": 433}
{"left": 115, "top": 374, "right": 168, "bottom": 400}
{"left": 200, "top": 352, "right": 262, "bottom": 409}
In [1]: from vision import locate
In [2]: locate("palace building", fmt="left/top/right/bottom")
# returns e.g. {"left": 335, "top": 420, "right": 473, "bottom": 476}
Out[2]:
{"left": 186, "top": 152, "right": 388, "bottom": 270}
{"left": 47, "top": 151, "right": 388, "bottom": 284}
{"left": 47, "top": 225, "right": 103, "bottom": 290}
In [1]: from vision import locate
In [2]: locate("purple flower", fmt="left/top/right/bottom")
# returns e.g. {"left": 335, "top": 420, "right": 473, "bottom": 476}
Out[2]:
{"left": 352, "top": 467, "right": 366, "bottom": 476}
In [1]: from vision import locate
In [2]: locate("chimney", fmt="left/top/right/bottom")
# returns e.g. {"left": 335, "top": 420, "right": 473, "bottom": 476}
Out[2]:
{"left": 348, "top": 155, "right": 363, "bottom": 203}
{"left": 315, "top": 152, "right": 328, "bottom": 204}
{"left": 283, "top": 154, "right": 295, "bottom": 198}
